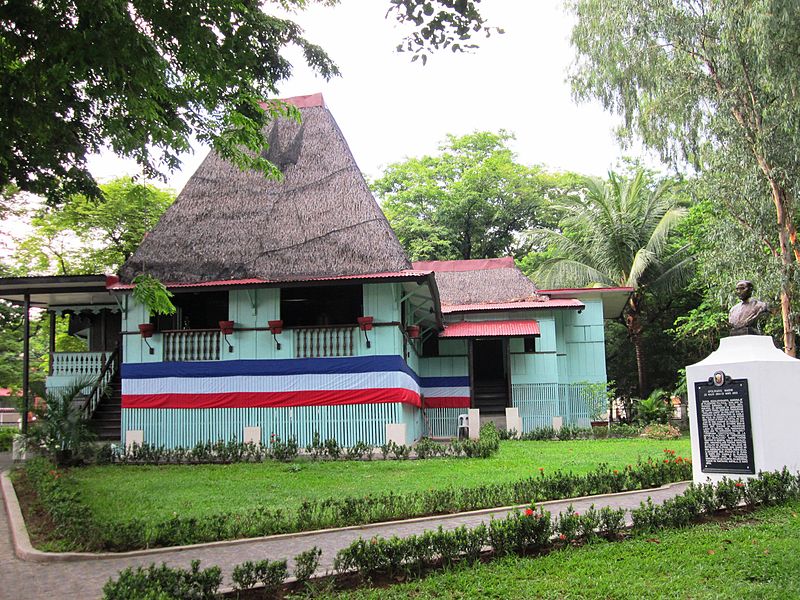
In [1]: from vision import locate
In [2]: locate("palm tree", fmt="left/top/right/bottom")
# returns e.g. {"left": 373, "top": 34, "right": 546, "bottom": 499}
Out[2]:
{"left": 532, "top": 169, "right": 693, "bottom": 397}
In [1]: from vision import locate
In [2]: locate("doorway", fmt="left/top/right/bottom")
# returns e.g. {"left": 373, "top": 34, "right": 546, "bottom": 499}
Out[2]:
{"left": 471, "top": 338, "right": 509, "bottom": 414}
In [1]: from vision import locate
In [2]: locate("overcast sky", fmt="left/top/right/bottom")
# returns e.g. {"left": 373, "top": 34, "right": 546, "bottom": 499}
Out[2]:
{"left": 88, "top": 1, "right": 651, "bottom": 193}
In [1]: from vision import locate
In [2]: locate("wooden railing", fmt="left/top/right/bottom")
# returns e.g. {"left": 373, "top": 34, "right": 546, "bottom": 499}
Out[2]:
{"left": 293, "top": 326, "right": 356, "bottom": 358}
{"left": 51, "top": 352, "right": 107, "bottom": 378}
{"left": 80, "top": 348, "right": 119, "bottom": 420}
{"left": 163, "top": 330, "right": 221, "bottom": 362}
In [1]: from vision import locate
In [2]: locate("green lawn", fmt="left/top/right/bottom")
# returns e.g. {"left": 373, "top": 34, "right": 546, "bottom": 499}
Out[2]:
{"left": 326, "top": 500, "right": 800, "bottom": 599}
{"left": 71, "top": 437, "right": 690, "bottom": 524}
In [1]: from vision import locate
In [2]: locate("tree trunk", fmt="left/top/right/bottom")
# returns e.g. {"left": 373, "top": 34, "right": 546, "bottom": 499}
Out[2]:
{"left": 765, "top": 174, "right": 797, "bottom": 357}
{"left": 625, "top": 294, "right": 647, "bottom": 397}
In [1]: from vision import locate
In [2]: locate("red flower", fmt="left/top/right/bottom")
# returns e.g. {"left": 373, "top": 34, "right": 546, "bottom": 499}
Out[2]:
{"left": 559, "top": 533, "right": 566, "bottom": 540}
{"left": 613, "top": 469, "right": 619, "bottom": 475}
{"left": 664, "top": 459, "right": 670, "bottom": 463}
{"left": 539, "top": 467, "right": 544, "bottom": 472}
{"left": 575, "top": 512, "right": 580, "bottom": 516}
{"left": 525, "top": 508, "right": 534, "bottom": 516}
{"left": 735, "top": 482, "right": 744, "bottom": 488}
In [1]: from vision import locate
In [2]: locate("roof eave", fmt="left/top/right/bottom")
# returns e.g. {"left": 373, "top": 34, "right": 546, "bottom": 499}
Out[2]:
{"left": 442, "top": 303, "right": 585, "bottom": 315}
{"left": 539, "top": 287, "right": 634, "bottom": 319}
{"left": 108, "top": 272, "right": 434, "bottom": 294}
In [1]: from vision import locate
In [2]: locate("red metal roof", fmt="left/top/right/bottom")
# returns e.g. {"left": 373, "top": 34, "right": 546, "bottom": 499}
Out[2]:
{"left": 108, "top": 270, "right": 434, "bottom": 290}
{"left": 539, "top": 287, "right": 634, "bottom": 295}
{"left": 413, "top": 257, "right": 515, "bottom": 272}
{"left": 259, "top": 93, "right": 325, "bottom": 110}
{"left": 442, "top": 299, "right": 584, "bottom": 313}
{"left": 439, "top": 320, "right": 540, "bottom": 338}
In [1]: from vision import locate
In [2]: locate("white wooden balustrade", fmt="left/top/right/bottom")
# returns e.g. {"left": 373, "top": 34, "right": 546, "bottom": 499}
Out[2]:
{"left": 163, "top": 330, "right": 221, "bottom": 361}
{"left": 51, "top": 352, "right": 106, "bottom": 377}
{"left": 294, "top": 326, "right": 356, "bottom": 358}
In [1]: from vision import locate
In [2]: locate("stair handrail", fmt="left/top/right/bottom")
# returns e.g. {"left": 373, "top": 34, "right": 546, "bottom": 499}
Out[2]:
{"left": 80, "top": 347, "right": 120, "bottom": 421}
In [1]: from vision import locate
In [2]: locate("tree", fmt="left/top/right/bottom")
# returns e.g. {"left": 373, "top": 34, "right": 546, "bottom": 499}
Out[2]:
{"left": 569, "top": 0, "right": 800, "bottom": 356}
{"left": 373, "top": 131, "right": 575, "bottom": 261}
{"left": 0, "top": 0, "right": 492, "bottom": 203}
{"left": 532, "top": 169, "right": 693, "bottom": 396}
{"left": 13, "top": 177, "right": 174, "bottom": 275}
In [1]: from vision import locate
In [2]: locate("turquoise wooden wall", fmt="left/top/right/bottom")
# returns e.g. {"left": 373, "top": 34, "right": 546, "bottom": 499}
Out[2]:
{"left": 417, "top": 338, "right": 468, "bottom": 378}
{"left": 556, "top": 297, "right": 607, "bottom": 384}
{"left": 122, "top": 295, "right": 164, "bottom": 364}
{"left": 121, "top": 283, "right": 405, "bottom": 362}
{"left": 418, "top": 301, "right": 607, "bottom": 388}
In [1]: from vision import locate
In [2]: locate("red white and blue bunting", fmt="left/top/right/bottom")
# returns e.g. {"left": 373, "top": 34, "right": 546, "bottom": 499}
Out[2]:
{"left": 122, "top": 356, "right": 471, "bottom": 410}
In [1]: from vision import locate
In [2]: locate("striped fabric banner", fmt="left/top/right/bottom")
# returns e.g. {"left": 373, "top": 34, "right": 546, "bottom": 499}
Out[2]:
{"left": 122, "top": 355, "right": 422, "bottom": 409}
{"left": 420, "top": 376, "right": 470, "bottom": 409}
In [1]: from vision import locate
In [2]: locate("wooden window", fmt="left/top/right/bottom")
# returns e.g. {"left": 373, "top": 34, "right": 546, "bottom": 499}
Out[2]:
{"left": 523, "top": 336, "right": 536, "bottom": 353}
{"left": 280, "top": 284, "right": 363, "bottom": 327}
{"left": 422, "top": 335, "right": 439, "bottom": 357}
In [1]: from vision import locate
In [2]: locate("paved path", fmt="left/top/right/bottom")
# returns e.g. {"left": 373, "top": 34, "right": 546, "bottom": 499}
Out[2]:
{"left": 0, "top": 461, "right": 690, "bottom": 600}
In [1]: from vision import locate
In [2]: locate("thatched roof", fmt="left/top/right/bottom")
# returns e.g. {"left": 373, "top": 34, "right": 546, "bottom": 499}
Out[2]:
{"left": 120, "top": 94, "right": 410, "bottom": 283}
{"left": 413, "top": 258, "right": 546, "bottom": 307}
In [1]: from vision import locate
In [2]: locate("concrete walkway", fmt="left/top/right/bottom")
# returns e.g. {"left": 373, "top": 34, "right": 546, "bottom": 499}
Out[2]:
{"left": 0, "top": 459, "right": 690, "bottom": 600}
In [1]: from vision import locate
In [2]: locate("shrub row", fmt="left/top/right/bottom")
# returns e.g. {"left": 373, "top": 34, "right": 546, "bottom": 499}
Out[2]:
{"left": 103, "top": 546, "right": 322, "bottom": 599}
{"left": 631, "top": 468, "right": 800, "bottom": 531}
{"left": 19, "top": 458, "right": 100, "bottom": 551}
{"left": 112, "top": 423, "right": 501, "bottom": 465}
{"left": 334, "top": 468, "right": 800, "bottom": 581}
{"left": 102, "top": 469, "right": 800, "bottom": 598}
{"left": 333, "top": 503, "right": 625, "bottom": 580}
{"left": 0, "top": 426, "right": 16, "bottom": 451}
{"left": 499, "top": 423, "right": 650, "bottom": 441}
{"left": 498, "top": 423, "right": 684, "bottom": 441}
{"left": 24, "top": 449, "right": 691, "bottom": 551}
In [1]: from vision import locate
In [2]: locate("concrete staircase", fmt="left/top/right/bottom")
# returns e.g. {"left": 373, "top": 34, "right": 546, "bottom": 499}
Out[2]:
{"left": 480, "top": 413, "right": 506, "bottom": 430}
{"left": 473, "top": 380, "right": 508, "bottom": 415}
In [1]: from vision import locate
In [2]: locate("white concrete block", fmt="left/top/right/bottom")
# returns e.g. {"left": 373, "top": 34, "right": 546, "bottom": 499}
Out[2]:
{"left": 468, "top": 408, "right": 480, "bottom": 440}
{"left": 687, "top": 335, "right": 800, "bottom": 485}
{"left": 125, "top": 429, "right": 144, "bottom": 452}
{"left": 505, "top": 407, "right": 522, "bottom": 438}
{"left": 386, "top": 423, "right": 407, "bottom": 446}
{"left": 552, "top": 416, "right": 563, "bottom": 431}
{"left": 243, "top": 426, "right": 261, "bottom": 446}
{"left": 12, "top": 435, "right": 26, "bottom": 462}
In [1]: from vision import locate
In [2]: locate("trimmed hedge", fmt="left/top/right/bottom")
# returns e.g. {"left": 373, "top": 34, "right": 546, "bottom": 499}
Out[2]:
{"left": 23, "top": 449, "right": 691, "bottom": 551}
{"left": 113, "top": 423, "right": 502, "bottom": 465}
{"left": 333, "top": 468, "right": 800, "bottom": 581}
{"left": 499, "top": 423, "right": 647, "bottom": 441}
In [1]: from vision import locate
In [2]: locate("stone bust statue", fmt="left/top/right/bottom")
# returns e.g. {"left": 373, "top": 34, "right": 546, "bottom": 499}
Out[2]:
{"left": 729, "top": 280, "right": 769, "bottom": 335}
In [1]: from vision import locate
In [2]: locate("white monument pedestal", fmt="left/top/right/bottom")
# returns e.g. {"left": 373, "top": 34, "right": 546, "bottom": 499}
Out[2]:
{"left": 686, "top": 335, "right": 800, "bottom": 485}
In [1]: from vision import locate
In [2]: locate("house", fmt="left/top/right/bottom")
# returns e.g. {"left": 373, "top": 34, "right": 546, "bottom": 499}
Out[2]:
{"left": 0, "top": 93, "right": 631, "bottom": 448}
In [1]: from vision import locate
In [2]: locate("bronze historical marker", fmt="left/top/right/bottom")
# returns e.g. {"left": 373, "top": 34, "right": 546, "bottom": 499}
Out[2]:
{"left": 694, "top": 377, "right": 755, "bottom": 474}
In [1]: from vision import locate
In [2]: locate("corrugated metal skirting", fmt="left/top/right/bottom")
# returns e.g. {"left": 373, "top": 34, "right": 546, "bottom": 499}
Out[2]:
{"left": 512, "top": 383, "right": 599, "bottom": 430}
{"left": 122, "top": 403, "right": 418, "bottom": 449}
{"left": 424, "top": 407, "right": 464, "bottom": 439}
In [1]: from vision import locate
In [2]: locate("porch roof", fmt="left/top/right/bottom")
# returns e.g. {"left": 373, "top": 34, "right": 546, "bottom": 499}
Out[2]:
{"left": 0, "top": 274, "right": 116, "bottom": 308}
{"left": 439, "top": 319, "right": 540, "bottom": 338}
{"left": 442, "top": 299, "right": 584, "bottom": 314}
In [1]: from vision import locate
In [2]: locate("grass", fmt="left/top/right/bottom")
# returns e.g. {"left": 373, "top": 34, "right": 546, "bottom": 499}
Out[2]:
{"left": 323, "top": 500, "right": 800, "bottom": 599}
{"left": 70, "top": 437, "right": 690, "bottom": 525}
